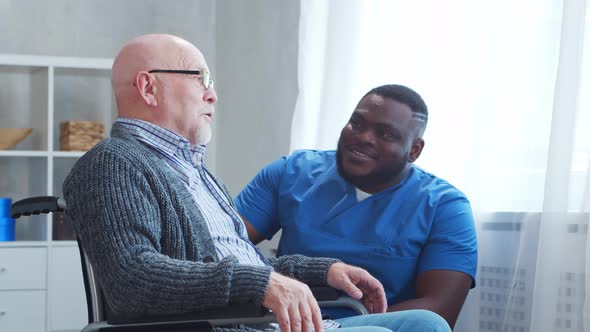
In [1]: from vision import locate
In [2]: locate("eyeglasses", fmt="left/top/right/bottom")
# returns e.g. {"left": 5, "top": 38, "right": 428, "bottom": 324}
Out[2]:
{"left": 148, "top": 69, "right": 214, "bottom": 89}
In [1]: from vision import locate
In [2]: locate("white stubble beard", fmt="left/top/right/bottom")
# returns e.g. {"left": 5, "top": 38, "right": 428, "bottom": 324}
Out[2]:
{"left": 194, "top": 120, "right": 212, "bottom": 146}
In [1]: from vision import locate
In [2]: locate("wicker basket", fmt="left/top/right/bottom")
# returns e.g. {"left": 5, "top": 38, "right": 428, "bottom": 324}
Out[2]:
{"left": 59, "top": 121, "right": 104, "bottom": 151}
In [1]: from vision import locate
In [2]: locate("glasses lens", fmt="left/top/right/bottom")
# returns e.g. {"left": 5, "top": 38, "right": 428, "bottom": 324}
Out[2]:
{"left": 203, "top": 71, "right": 210, "bottom": 89}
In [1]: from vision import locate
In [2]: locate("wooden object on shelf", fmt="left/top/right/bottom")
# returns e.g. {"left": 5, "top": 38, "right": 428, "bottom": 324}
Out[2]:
{"left": 0, "top": 128, "right": 33, "bottom": 150}
{"left": 59, "top": 121, "right": 104, "bottom": 151}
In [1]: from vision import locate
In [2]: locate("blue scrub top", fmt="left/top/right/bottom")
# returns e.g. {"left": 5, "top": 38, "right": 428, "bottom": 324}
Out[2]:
{"left": 236, "top": 150, "right": 477, "bottom": 316}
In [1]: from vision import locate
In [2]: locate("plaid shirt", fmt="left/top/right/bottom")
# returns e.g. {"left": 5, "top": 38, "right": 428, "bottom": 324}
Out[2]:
{"left": 116, "top": 118, "right": 268, "bottom": 266}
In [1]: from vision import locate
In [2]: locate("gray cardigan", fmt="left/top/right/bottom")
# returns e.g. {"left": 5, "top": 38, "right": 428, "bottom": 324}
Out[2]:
{"left": 63, "top": 123, "right": 338, "bottom": 319}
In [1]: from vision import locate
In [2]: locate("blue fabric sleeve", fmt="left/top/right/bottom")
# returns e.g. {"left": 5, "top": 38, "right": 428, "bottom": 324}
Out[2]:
{"left": 418, "top": 192, "right": 478, "bottom": 287}
{"left": 235, "top": 157, "right": 287, "bottom": 240}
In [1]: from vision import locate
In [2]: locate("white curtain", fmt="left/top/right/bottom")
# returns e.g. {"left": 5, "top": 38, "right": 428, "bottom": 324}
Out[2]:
{"left": 292, "top": 1, "right": 590, "bottom": 331}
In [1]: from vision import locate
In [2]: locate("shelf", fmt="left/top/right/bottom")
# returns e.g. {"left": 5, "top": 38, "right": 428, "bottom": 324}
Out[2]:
{"left": 0, "top": 241, "right": 49, "bottom": 248}
{"left": 52, "top": 151, "right": 87, "bottom": 157}
{"left": 0, "top": 151, "right": 49, "bottom": 157}
{"left": 0, "top": 54, "right": 112, "bottom": 70}
{"left": 50, "top": 241, "right": 78, "bottom": 247}
{"left": 0, "top": 151, "right": 89, "bottom": 157}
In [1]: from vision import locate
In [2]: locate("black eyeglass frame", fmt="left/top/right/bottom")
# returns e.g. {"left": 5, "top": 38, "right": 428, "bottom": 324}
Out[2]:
{"left": 148, "top": 69, "right": 214, "bottom": 89}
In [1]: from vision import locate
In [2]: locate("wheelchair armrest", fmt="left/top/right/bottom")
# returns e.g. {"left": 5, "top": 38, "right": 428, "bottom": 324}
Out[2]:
{"left": 84, "top": 314, "right": 278, "bottom": 332}
{"left": 318, "top": 296, "right": 370, "bottom": 315}
{"left": 82, "top": 320, "right": 213, "bottom": 332}
{"left": 312, "top": 287, "right": 370, "bottom": 315}
{"left": 106, "top": 303, "right": 269, "bottom": 325}
{"left": 10, "top": 196, "right": 65, "bottom": 218}
{"left": 311, "top": 286, "right": 340, "bottom": 301}
{"left": 84, "top": 304, "right": 274, "bottom": 332}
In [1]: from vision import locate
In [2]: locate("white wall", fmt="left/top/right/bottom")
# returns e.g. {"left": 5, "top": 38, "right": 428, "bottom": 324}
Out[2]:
{"left": 0, "top": 0, "right": 216, "bottom": 59}
{"left": 215, "top": 0, "right": 299, "bottom": 194}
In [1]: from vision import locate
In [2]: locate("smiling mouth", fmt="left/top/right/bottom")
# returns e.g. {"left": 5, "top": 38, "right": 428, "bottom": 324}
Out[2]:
{"left": 348, "top": 148, "right": 376, "bottom": 160}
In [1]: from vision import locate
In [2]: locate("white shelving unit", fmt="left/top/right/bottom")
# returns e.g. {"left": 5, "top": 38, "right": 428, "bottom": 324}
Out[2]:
{"left": 0, "top": 54, "right": 114, "bottom": 332}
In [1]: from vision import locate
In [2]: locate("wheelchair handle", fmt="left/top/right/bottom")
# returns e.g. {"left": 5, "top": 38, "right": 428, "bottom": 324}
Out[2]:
{"left": 10, "top": 196, "right": 66, "bottom": 219}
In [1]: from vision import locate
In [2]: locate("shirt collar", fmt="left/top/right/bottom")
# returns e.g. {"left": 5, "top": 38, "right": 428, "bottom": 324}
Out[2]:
{"left": 191, "top": 144, "right": 206, "bottom": 167}
{"left": 115, "top": 118, "right": 207, "bottom": 165}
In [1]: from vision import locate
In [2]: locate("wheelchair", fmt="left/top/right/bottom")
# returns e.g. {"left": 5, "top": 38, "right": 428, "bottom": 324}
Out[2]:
{"left": 11, "top": 196, "right": 368, "bottom": 332}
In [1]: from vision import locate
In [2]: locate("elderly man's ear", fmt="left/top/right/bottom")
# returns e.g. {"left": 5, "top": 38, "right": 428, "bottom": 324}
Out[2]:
{"left": 135, "top": 72, "right": 158, "bottom": 107}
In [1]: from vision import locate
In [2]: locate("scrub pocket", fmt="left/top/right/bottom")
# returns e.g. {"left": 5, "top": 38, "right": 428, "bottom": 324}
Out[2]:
{"left": 365, "top": 244, "right": 419, "bottom": 303}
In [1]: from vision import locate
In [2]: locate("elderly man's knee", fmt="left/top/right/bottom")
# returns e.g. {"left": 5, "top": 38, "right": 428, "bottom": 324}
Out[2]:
{"left": 396, "top": 309, "right": 450, "bottom": 332}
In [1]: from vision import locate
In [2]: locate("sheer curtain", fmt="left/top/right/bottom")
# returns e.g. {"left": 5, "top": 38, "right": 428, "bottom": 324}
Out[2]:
{"left": 292, "top": 1, "right": 589, "bottom": 331}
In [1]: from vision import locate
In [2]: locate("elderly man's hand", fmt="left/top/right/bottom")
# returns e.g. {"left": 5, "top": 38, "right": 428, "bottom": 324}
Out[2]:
{"left": 262, "top": 272, "right": 324, "bottom": 332}
{"left": 326, "top": 262, "right": 387, "bottom": 314}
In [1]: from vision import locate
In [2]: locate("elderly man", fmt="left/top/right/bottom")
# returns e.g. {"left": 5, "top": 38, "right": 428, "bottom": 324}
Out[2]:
{"left": 63, "top": 34, "right": 448, "bottom": 332}
{"left": 236, "top": 84, "right": 477, "bottom": 329}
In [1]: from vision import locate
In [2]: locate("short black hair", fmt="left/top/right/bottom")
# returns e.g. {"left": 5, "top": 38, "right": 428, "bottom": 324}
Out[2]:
{"left": 364, "top": 84, "right": 428, "bottom": 125}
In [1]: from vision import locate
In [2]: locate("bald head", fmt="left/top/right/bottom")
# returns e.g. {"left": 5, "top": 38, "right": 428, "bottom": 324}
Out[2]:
{"left": 112, "top": 34, "right": 199, "bottom": 88}
{"left": 111, "top": 34, "right": 205, "bottom": 117}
